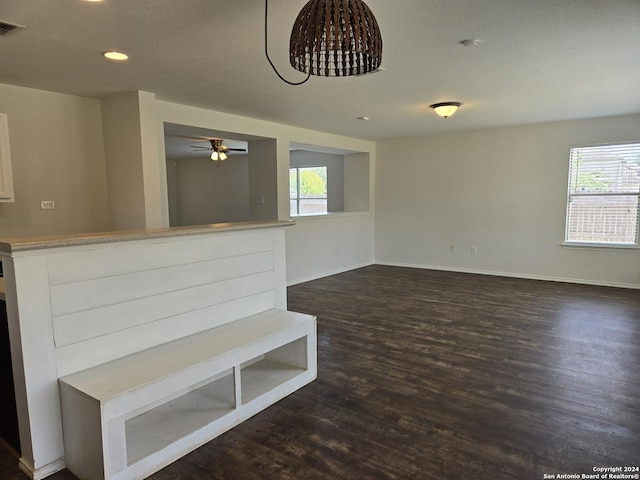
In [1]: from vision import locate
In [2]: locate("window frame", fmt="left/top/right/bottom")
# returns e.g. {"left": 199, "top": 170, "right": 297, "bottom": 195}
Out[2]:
{"left": 564, "top": 141, "right": 640, "bottom": 249}
{"left": 289, "top": 165, "right": 328, "bottom": 217}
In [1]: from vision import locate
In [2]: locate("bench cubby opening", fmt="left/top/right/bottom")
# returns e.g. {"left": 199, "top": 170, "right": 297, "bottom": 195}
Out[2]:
{"left": 125, "top": 369, "right": 236, "bottom": 466}
{"left": 58, "top": 309, "right": 317, "bottom": 480}
{"left": 241, "top": 337, "right": 308, "bottom": 405}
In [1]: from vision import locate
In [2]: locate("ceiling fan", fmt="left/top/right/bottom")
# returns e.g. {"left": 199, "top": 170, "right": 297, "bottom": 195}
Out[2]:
{"left": 191, "top": 138, "right": 247, "bottom": 161}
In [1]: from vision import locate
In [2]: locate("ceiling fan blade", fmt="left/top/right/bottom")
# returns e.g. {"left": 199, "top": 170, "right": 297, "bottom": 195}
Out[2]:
{"left": 177, "top": 135, "right": 216, "bottom": 141}
{"left": 227, "top": 148, "right": 247, "bottom": 152}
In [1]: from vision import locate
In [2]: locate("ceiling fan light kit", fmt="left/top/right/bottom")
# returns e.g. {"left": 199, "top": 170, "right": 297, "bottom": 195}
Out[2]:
{"left": 209, "top": 139, "right": 229, "bottom": 162}
{"left": 210, "top": 150, "right": 227, "bottom": 162}
{"left": 189, "top": 138, "right": 247, "bottom": 163}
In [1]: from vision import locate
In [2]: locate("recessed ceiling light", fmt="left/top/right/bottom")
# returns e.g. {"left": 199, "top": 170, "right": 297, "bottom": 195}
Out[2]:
{"left": 358, "top": 116, "right": 370, "bottom": 121}
{"left": 101, "top": 50, "right": 129, "bottom": 61}
{"left": 460, "top": 39, "right": 480, "bottom": 47}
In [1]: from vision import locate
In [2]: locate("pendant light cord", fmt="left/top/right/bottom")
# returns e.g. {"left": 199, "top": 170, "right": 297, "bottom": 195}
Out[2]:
{"left": 265, "top": 0, "right": 311, "bottom": 86}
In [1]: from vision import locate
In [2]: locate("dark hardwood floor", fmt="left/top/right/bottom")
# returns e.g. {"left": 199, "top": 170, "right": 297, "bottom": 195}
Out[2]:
{"left": 1, "top": 265, "right": 639, "bottom": 479}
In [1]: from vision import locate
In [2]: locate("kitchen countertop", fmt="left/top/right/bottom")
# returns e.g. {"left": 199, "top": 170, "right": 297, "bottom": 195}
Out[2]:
{"left": 0, "top": 220, "right": 295, "bottom": 254}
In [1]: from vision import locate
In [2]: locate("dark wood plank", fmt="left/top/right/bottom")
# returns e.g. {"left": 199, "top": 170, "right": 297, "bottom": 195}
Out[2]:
{"left": 1, "top": 265, "right": 638, "bottom": 479}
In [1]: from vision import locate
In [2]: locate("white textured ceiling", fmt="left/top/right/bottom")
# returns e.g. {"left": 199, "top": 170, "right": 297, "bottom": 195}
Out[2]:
{"left": 0, "top": 0, "right": 639, "bottom": 140}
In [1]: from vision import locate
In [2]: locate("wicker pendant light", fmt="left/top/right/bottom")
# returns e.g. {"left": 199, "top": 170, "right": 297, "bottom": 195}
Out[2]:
{"left": 289, "top": 0, "right": 382, "bottom": 77}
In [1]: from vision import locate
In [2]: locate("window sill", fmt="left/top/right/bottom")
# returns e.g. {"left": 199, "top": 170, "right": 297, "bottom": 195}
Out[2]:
{"left": 561, "top": 242, "right": 640, "bottom": 252}
{"left": 290, "top": 211, "right": 371, "bottom": 220}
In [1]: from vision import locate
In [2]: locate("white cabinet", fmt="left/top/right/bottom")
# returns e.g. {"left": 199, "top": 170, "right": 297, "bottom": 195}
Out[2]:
{"left": 0, "top": 114, "right": 14, "bottom": 202}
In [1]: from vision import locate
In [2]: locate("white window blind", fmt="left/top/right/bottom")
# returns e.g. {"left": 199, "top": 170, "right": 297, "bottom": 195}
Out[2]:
{"left": 565, "top": 142, "right": 640, "bottom": 246}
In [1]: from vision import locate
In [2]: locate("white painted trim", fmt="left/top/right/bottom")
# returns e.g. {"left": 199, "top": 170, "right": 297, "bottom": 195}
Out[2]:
{"left": 0, "top": 113, "right": 15, "bottom": 202}
{"left": 18, "top": 458, "right": 33, "bottom": 480}
{"left": 561, "top": 242, "right": 639, "bottom": 252}
{"left": 287, "top": 261, "right": 374, "bottom": 287}
{"left": 290, "top": 210, "right": 371, "bottom": 221}
{"left": 19, "top": 456, "right": 66, "bottom": 480}
{"left": 375, "top": 261, "right": 640, "bottom": 290}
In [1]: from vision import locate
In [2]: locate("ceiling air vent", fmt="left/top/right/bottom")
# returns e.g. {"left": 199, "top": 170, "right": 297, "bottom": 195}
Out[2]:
{"left": 0, "top": 20, "right": 25, "bottom": 36}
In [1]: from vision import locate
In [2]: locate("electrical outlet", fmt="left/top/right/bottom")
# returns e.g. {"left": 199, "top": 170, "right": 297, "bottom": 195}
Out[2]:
{"left": 471, "top": 246, "right": 478, "bottom": 255}
{"left": 40, "top": 200, "right": 55, "bottom": 210}
{"left": 449, "top": 243, "right": 455, "bottom": 252}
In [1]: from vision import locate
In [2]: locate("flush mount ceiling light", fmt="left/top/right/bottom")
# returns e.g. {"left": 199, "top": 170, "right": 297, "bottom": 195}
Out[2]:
{"left": 430, "top": 102, "right": 462, "bottom": 119}
{"left": 265, "top": 0, "right": 383, "bottom": 85}
{"left": 101, "top": 50, "right": 129, "bottom": 61}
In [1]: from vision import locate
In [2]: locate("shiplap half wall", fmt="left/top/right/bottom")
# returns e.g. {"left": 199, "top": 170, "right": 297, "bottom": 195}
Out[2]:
{"left": 1, "top": 223, "right": 291, "bottom": 478}
{"left": 47, "top": 231, "right": 281, "bottom": 377}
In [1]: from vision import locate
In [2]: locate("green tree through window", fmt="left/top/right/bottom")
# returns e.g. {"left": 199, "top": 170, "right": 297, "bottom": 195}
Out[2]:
{"left": 290, "top": 166, "right": 328, "bottom": 216}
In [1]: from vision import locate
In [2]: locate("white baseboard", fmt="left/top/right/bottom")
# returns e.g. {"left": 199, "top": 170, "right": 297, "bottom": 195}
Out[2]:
{"left": 375, "top": 261, "right": 640, "bottom": 290}
{"left": 287, "top": 262, "right": 374, "bottom": 287}
{"left": 19, "top": 457, "right": 66, "bottom": 480}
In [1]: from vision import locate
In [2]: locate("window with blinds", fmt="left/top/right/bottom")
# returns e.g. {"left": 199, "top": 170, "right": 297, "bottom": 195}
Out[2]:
{"left": 565, "top": 142, "right": 640, "bottom": 246}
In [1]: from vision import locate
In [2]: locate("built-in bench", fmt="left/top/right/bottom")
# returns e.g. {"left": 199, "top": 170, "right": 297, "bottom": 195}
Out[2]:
{"left": 0, "top": 221, "right": 315, "bottom": 480}
{"left": 59, "top": 308, "right": 316, "bottom": 480}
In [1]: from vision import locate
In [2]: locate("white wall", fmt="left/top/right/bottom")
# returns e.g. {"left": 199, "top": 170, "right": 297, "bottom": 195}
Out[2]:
{"left": 102, "top": 91, "right": 166, "bottom": 230}
{"left": 344, "top": 152, "right": 370, "bottom": 212}
{"left": 168, "top": 155, "right": 250, "bottom": 226}
{"left": 248, "top": 139, "right": 278, "bottom": 221}
{"left": 0, "top": 83, "right": 110, "bottom": 237}
{"left": 157, "top": 100, "right": 376, "bottom": 285}
{"left": 1, "top": 82, "right": 635, "bottom": 288}
{"left": 376, "top": 114, "right": 640, "bottom": 288}
{"left": 286, "top": 212, "right": 375, "bottom": 285}
{"left": 0, "top": 86, "right": 375, "bottom": 285}
{"left": 101, "top": 92, "right": 147, "bottom": 230}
